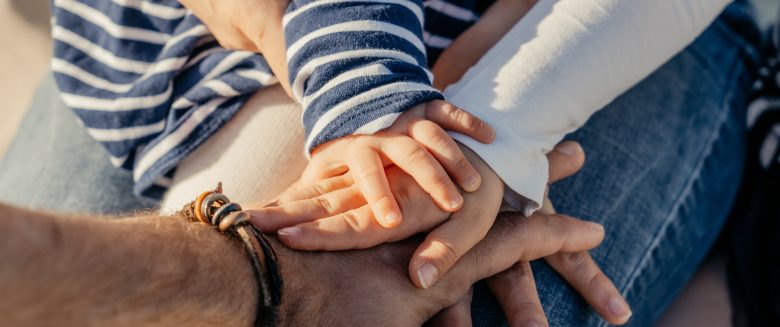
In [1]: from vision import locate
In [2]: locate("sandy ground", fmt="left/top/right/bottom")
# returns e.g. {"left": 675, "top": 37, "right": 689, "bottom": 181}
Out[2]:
{"left": 2, "top": 0, "right": 775, "bottom": 326}
{"left": 0, "top": 0, "right": 51, "bottom": 156}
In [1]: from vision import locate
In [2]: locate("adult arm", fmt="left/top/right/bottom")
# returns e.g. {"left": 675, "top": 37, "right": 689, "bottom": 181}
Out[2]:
{"left": 0, "top": 207, "right": 257, "bottom": 325}
{"left": 0, "top": 204, "right": 603, "bottom": 326}
{"left": 444, "top": 0, "right": 732, "bottom": 214}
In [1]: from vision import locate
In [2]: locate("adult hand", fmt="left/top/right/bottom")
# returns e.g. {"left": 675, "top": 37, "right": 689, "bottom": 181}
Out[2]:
{"left": 432, "top": 142, "right": 632, "bottom": 327}
{"left": 178, "top": 0, "right": 293, "bottom": 93}
{"left": 248, "top": 141, "right": 502, "bottom": 290}
{"left": 487, "top": 212, "right": 631, "bottom": 325}
{"left": 254, "top": 141, "right": 628, "bottom": 325}
{"left": 274, "top": 207, "right": 606, "bottom": 326}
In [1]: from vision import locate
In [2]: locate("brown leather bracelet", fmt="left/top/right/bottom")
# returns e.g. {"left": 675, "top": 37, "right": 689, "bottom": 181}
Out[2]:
{"left": 177, "top": 183, "right": 282, "bottom": 326}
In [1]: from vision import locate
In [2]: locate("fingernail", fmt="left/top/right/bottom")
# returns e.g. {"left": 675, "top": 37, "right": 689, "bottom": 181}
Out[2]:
{"left": 418, "top": 263, "right": 438, "bottom": 289}
{"left": 449, "top": 195, "right": 463, "bottom": 210}
{"left": 385, "top": 212, "right": 401, "bottom": 226}
{"left": 588, "top": 222, "right": 605, "bottom": 231}
{"left": 278, "top": 226, "right": 301, "bottom": 237}
{"left": 525, "top": 322, "right": 543, "bottom": 327}
{"left": 465, "top": 174, "right": 480, "bottom": 190}
{"left": 607, "top": 296, "right": 632, "bottom": 319}
{"left": 556, "top": 142, "right": 581, "bottom": 155}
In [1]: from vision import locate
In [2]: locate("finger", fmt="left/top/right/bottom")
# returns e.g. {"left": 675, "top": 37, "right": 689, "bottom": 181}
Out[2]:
{"left": 487, "top": 262, "right": 548, "bottom": 327}
{"left": 300, "top": 154, "right": 349, "bottom": 185}
{"left": 546, "top": 141, "right": 585, "bottom": 184}
{"left": 408, "top": 185, "right": 500, "bottom": 289}
{"left": 247, "top": 185, "right": 364, "bottom": 232}
{"left": 546, "top": 252, "right": 632, "bottom": 324}
{"left": 347, "top": 146, "right": 403, "bottom": 227}
{"left": 425, "top": 100, "right": 495, "bottom": 144}
{"left": 277, "top": 205, "right": 384, "bottom": 250}
{"left": 427, "top": 288, "right": 473, "bottom": 327}
{"left": 447, "top": 213, "right": 605, "bottom": 288}
{"left": 408, "top": 120, "right": 481, "bottom": 192}
{"left": 276, "top": 174, "right": 354, "bottom": 204}
{"left": 381, "top": 137, "right": 463, "bottom": 212}
{"left": 278, "top": 197, "right": 449, "bottom": 251}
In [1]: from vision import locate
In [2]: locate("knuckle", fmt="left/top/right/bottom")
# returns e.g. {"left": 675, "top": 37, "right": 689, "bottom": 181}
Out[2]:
{"left": 587, "top": 271, "right": 611, "bottom": 293}
{"left": 431, "top": 172, "right": 454, "bottom": 192}
{"left": 340, "top": 211, "right": 364, "bottom": 233}
{"left": 562, "top": 251, "right": 588, "bottom": 268}
{"left": 407, "top": 145, "right": 433, "bottom": 166}
{"left": 314, "top": 196, "right": 334, "bottom": 214}
{"left": 310, "top": 183, "right": 328, "bottom": 197}
{"left": 440, "top": 102, "right": 458, "bottom": 117}
{"left": 460, "top": 112, "right": 479, "bottom": 130}
{"left": 431, "top": 239, "right": 461, "bottom": 268}
{"left": 448, "top": 107, "right": 475, "bottom": 128}
{"left": 426, "top": 126, "right": 450, "bottom": 147}
{"left": 453, "top": 157, "right": 472, "bottom": 173}
{"left": 496, "top": 214, "right": 526, "bottom": 239}
{"left": 353, "top": 168, "right": 382, "bottom": 183}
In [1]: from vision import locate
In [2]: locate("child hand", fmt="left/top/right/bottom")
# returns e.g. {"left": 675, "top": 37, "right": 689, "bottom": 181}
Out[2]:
{"left": 301, "top": 100, "right": 494, "bottom": 228}
{"left": 247, "top": 142, "right": 587, "bottom": 290}
{"left": 247, "top": 167, "right": 450, "bottom": 249}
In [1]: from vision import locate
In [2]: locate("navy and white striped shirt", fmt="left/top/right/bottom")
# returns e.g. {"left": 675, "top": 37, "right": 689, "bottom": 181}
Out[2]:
{"left": 51, "top": 0, "right": 493, "bottom": 199}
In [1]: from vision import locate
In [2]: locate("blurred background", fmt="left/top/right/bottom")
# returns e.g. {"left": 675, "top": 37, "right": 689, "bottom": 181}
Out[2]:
{"left": 0, "top": 0, "right": 51, "bottom": 155}
{"left": 0, "top": 0, "right": 777, "bottom": 326}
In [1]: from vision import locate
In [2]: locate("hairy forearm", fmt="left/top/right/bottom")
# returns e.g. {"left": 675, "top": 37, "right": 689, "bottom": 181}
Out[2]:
{"left": 0, "top": 204, "right": 256, "bottom": 326}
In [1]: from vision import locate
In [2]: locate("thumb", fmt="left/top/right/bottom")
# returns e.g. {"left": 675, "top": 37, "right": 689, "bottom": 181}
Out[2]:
{"left": 547, "top": 141, "right": 585, "bottom": 184}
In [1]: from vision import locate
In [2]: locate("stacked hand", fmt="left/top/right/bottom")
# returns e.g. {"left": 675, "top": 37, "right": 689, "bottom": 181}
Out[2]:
{"left": 263, "top": 141, "right": 631, "bottom": 325}
{"left": 300, "top": 100, "right": 495, "bottom": 229}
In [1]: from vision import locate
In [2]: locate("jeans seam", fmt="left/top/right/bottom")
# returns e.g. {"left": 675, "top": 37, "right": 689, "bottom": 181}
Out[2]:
{"left": 596, "top": 59, "right": 746, "bottom": 327}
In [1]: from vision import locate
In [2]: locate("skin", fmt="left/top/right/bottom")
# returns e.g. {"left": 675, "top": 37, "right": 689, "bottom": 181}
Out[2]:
{"left": 302, "top": 100, "right": 496, "bottom": 228}
{"left": 179, "top": 0, "right": 632, "bottom": 324}
{"left": 0, "top": 144, "right": 606, "bottom": 326}
{"left": 177, "top": 0, "right": 292, "bottom": 95}
{"left": 252, "top": 142, "right": 632, "bottom": 326}
{"left": 179, "top": 0, "right": 498, "bottom": 231}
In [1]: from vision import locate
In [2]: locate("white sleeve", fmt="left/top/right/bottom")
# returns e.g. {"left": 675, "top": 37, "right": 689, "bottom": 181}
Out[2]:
{"left": 444, "top": 0, "right": 732, "bottom": 216}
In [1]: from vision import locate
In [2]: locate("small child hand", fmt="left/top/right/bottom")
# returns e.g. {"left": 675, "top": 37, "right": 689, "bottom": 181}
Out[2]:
{"left": 247, "top": 167, "right": 450, "bottom": 250}
{"left": 302, "top": 100, "right": 494, "bottom": 228}
{"left": 247, "top": 142, "right": 588, "bottom": 291}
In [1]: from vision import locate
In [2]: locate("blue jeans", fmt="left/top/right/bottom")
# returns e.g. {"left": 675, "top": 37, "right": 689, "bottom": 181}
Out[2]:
{"left": 0, "top": 2, "right": 759, "bottom": 325}
{"left": 470, "top": 3, "right": 760, "bottom": 327}
{"left": 0, "top": 76, "right": 156, "bottom": 215}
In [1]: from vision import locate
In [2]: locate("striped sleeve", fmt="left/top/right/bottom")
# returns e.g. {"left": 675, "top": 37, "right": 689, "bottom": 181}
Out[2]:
{"left": 50, "top": 0, "right": 277, "bottom": 199}
{"left": 283, "top": 0, "right": 444, "bottom": 153}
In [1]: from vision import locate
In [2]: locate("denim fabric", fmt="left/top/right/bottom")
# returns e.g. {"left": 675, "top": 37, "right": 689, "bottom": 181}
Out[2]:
{"left": 471, "top": 2, "right": 760, "bottom": 327}
{"left": 0, "top": 76, "right": 157, "bottom": 215}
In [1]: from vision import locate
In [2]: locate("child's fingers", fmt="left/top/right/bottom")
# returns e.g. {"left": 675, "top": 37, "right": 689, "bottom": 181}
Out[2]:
{"left": 247, "top": 185, "right": 365, "bottom": 232}
{"left": 546, "top": 141, "right": 585, "bottom": 184}
{"left": 408, "top": 120, "right": 481, "bottom": 192}
{"left": 346, "top": 146, "right": 403, "bottom": 228}
{"left": 407, "top": 193, "right": 496, "bottom": 289}
{"left": 380, "top": 137, "right": 463, "bottom": 212}
{"left": 276, "top": 174, "right": 354, "bottom": 204}
{"left": 425, "top": 100, "right": 494, "bottom": 144}
{"left": 276, "top": 196, "right": 448, "bottom": 251}
{"left": 300, "top": 154, "right": 349, "bottom": 185}
{"left": 276, "top": 205, "right": 384, "bottom": 250}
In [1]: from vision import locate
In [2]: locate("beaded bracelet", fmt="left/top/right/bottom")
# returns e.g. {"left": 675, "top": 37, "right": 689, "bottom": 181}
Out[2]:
{"left": 177, "top": 183, "right": 282, "bottom": 326}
